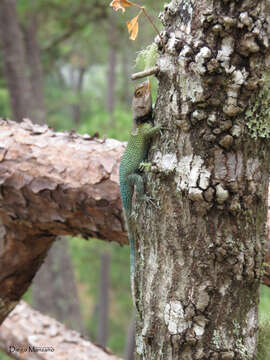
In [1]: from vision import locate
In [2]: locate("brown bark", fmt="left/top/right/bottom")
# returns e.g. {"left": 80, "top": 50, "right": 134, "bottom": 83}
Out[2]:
{"left": 0, "top": 301, "right": 121, "bottom": 360}
{"left": 0, "top": 118, "right": 126, "bottom": 324}
{"left": 0, "top": 0, "right": 35, "bottom": 122}
{"left": 134, "top": 1, "right": 270, "bottom": 359}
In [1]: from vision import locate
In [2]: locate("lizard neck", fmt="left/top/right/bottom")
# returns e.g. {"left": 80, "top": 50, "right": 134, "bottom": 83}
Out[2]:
{"left": 134, "top": 108, "right": 153, "bottom": 126}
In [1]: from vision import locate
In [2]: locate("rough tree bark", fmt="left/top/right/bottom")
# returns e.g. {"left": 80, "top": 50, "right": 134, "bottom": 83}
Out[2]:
{"left": 134, "top": 1, "right": 270, "bottom": 359}
{"left": 0, "top": 118, "right": 126, "bottom": 324}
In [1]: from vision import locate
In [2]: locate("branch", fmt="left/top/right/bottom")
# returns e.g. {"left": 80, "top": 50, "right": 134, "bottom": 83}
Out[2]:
{"left": 0, "top": 118, "right": 127, "bottom": 324}
{"left": 0, "top": 118, "right": 126, "bottom": 243}
{"left": 0, "top": 301, "right": 121, "bottom": 360}
{"left": 131, "top": 66, "right": 159, "bottom": 80}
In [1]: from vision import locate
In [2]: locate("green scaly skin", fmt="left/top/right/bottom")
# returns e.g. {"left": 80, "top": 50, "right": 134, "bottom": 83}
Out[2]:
{"left": 120, "top": 121, "right": 161, "bottom": 301}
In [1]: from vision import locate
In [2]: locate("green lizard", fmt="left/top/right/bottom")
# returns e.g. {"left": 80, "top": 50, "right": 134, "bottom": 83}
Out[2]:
{"left": 119, "top": 80, "right": 161, "bottom": 301}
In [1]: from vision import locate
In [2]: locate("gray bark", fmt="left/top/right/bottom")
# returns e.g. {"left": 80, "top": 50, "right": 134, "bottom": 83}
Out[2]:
{"left": 134, "top": 1, "right": 270, "bottom": 359}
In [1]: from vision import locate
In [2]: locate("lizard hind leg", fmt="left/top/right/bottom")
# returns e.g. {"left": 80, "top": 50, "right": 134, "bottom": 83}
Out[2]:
{"left": 127, "top": 173, "right": 146, "bottom": 202}
{"left": 128, "top": 173, "right": 157, "bottom": 208}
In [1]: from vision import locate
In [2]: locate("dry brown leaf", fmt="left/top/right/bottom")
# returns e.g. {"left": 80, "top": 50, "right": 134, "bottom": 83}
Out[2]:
{"left": 127, "top": 15, "right": 139, "bottom": 40}
{"left": 110, "top": 0, "right": 133, "bottom": 13}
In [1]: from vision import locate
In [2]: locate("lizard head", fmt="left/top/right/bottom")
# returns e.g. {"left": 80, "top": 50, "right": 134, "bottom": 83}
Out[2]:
{"left": 132, "top": 80, "right": 152, "bottom": 123}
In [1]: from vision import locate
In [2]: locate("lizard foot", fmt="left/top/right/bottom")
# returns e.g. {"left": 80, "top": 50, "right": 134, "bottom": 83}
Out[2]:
{"left": 138, "top": 194, "right": 158, "bottom": 208}
{"left": 138, "top": 161, "right": 152, "bottom": 172}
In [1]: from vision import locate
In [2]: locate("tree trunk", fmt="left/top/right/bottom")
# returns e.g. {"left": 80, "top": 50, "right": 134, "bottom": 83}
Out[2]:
{"left": 23, "top": 14, "right": 46, "bottom": 125}
{"left": 97, "top": 252, "right": 110, "bottom": 347}
{"left": 72, "top": 66, "right": 86, "bottom": 127}
{"left": 0, "top": 0, "right": 35, "bottom": 122}
{"left": 121, "top": 44, "right": 132, "bottom": 108}
{"left": 32, "top": 237, "right": 85, "bottom": 334}
{"left": 106, "top": 19, "right": 117, "bottom": 126}
{"left": 124, "top": 309, "right": 135, "bottom": 360}
{"left": 134, "top": 1, "right": 270, "bottom": 359}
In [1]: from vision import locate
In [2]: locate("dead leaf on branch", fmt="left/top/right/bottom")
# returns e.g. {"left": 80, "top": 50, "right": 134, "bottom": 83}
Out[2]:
{"left": 127, "top": 15, "right": 139, "bottom": 40}
{"left": 110, "top": 0, "right": 133, "bottom": 13}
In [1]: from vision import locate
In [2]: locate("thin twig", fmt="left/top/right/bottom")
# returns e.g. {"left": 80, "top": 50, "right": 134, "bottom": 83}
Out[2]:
{"left": 131, "top": 66, "right": 159, "bottom": 80}
{"left": 128, "top": 3, "right": 165, "bottom": 50}
{"left": 141, "top": 7, "right": 165, "bottom": 50}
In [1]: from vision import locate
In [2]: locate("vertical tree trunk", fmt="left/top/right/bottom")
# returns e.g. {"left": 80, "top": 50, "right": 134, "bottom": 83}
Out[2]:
{"left": 125, "top": 309, "right": 135, "bottom": 360}
{"left": 32, "top": 237, "right": 85, "bottom": 333}
{"left": 23, "top": 14, "right": 46, "bottom": 125}
{"left": 121, "top": 44, "right": 132, "bottom": 108}
{"left": 106, "top": 19, "right": 117, "bottom": 126}
{"left": 135, "top": 1, "right": 270, "bottom": 359}
{"left": 72, "top": 66, "right": 86, "bottom": 126}
{"left": 97, "top": 252, "right": 110, "bottom": 347}
{"left": 0, "top": 0, "right": 35, "bottom": 122}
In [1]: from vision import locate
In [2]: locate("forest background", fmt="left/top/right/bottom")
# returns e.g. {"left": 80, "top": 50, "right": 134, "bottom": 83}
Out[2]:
{"left": 0, "top": 0, "right": 269, "bottom": 359}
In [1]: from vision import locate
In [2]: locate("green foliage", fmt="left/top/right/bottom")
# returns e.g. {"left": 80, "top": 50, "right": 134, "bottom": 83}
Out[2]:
{"left": 258, "top": 285, "right": 270, "bottom": 359}
{"left": 257, "top": 320, "right": 270, "bottom": 360}
{"left": 246, "top": 72, "right": 270, "bottom": 139}
{"left": 136, "top": 42, "right": 158, "bottom": 71}
{"left": 0, "top": 88, "right": 11, "bottom": 118}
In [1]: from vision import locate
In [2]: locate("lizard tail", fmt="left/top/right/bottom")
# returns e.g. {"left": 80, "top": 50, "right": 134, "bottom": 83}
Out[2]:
{"left": 120, "top": 182, "right": 136, "bottom": 302}
{"left": 128, "top": 228, "right": 135, "bottom": 303}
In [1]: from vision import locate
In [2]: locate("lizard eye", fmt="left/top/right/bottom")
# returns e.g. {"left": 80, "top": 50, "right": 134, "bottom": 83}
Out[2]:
{"left": 135, "top": 87, "right": 145, "bottom": 97}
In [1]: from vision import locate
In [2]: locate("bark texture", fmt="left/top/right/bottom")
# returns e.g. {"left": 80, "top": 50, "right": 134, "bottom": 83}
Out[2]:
{"left": 134, "top": 1, "right": 270, "bottom": 359}
{"left": 0, "top": 301, "right": 121, "bottom": 360}
{"left": 0, "top": 118, "right": 126, "bottom": 324}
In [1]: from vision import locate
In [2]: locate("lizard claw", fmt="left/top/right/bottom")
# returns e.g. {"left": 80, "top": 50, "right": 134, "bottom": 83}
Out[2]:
{"left": 139, "top": 194, "right": 158, "bottom": 208}
{"left": 139, "top": 162, "right": 152, "bottom": 172}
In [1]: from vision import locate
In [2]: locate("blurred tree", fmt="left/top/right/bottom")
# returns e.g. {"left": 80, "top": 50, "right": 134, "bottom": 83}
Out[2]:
{"left": 32, "top": 238, "right": 85, "bottom": 333}
{"left": 97, "top": 251, "right": 111, "bottom": 347}
{"left": 106, "top": 17, "right": 118, "bottom": 126}
{"left": 0, "top": 0, "right": 36, "bottom": 122}
{"left": 22, "top": 13, "right": 46, "bottom": 124}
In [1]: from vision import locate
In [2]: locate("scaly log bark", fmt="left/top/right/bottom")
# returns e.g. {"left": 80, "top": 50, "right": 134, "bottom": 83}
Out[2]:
{"left": 0, "top": 301, "right": 121, "bottom": 360}
{"left": 0, "top": 118, "right": 126, "bottom": 324}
